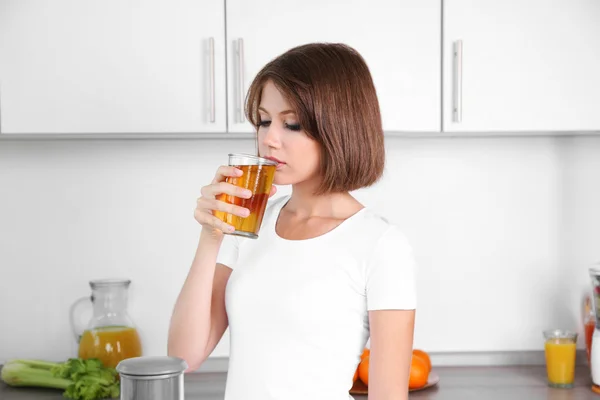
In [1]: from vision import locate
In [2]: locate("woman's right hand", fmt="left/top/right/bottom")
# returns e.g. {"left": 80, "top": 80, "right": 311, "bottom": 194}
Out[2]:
{"left": 194, "top": 166, "right": 277, "bottom": 234}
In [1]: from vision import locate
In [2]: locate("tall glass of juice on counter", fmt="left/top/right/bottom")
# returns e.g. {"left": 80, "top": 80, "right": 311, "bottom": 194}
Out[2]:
{"left": 70, "top": 279, "right": 142, "bottom": 368}
{"left": 543, "top": 330, "right": 578, "bottom": 388}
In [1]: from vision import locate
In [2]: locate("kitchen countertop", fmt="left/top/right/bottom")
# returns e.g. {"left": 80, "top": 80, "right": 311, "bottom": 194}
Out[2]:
{"left": 1, "top": 365, "right": 598, "bottom": 399}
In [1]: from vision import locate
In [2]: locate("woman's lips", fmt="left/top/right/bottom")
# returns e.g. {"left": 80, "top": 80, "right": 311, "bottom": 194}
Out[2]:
{"left": 265, "top": 156, "right": 286, "bottom": 168}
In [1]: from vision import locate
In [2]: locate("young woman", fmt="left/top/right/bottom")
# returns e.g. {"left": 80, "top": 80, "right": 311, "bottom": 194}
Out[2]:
{"left": 168, "top": 43, "right": 417, "bottom": 400}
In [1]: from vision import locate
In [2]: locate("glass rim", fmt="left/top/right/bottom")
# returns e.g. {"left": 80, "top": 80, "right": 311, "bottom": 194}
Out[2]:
{"left": 543, "top": 329, "right": 578, "bottom": 340}
{"left": 90, "top": 279, "right": 131, "bottom": 289}
{"left": 228, "top": 153, "right": 278, "bottom": 166}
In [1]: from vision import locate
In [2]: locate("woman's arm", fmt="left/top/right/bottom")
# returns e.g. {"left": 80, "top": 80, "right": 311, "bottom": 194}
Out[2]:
{"left": 168, "top": 230, "right": 231, "bottom": 371}
{"left": 367, "top": 309, "right": 416, "bottom": 400}
{"left": 168, "top": 165, "right": 254, "bottom": 371}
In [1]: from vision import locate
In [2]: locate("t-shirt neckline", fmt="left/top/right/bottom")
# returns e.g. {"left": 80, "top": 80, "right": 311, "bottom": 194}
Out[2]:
{"left": 270, "top": 195, "right": 367, "bottom": 243}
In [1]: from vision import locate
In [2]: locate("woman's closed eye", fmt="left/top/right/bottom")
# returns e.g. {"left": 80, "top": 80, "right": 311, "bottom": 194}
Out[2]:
{"left": 258, "top": 120, "right": 301, "bottom": 131}
{"left": 285, "top": 122, "right": 302, "bottom": 131}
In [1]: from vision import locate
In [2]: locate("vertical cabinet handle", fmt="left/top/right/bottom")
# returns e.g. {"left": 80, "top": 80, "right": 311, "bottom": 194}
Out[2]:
{"left": 237, "top": 38, "right": 245, "bottom": 123}
{"left": 209, "top": 37, "right": 215, "bottom": 123}
{"left": 453, "top": 40, "right": 463, "bottom": 123}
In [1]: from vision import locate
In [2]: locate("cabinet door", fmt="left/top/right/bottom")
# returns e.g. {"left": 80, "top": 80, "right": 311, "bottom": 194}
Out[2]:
{"left": 444, "top": 0, "right": 600, "bottom": 132}
{"left": 226, "top": 0, "right": 440, "bottom": 134}
{"left": 0, "top": 0, "right": 226, "bottom": 134}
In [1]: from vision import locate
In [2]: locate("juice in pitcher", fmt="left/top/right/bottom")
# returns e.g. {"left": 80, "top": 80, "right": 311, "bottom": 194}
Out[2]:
{"left": 70, "top": 279, "right": 143, "bottom": 369}
{"left": 79, "top": 326, "right": 142, "bottom": 369}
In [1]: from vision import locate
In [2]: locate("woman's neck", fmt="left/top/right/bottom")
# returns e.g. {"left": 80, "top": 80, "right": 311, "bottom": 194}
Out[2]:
{"left": 284, "top": 184, "right": 362, "bottom": 219}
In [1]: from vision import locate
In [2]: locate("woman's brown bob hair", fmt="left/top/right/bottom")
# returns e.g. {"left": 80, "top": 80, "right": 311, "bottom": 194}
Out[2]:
{"left": 246, "top": 43, "right": 385, "bottom": 195}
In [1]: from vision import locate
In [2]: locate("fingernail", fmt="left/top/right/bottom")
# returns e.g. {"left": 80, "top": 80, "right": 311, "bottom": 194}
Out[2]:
{"left": 228, "top": 225, "right": 235, "bottom": 232}
{"left": 245, "top": 190, "right": 253, "bottom": 197}
{"left": 243, "top": 209, "right": 250, "bottom": 217}
{"left": 236, "top": 169, "right": 243, "bottom": 175}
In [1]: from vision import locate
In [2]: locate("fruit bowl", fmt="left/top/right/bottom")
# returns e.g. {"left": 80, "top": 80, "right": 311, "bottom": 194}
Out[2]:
{"left": 349, "top": 370, "right": 440, "bottom": 395}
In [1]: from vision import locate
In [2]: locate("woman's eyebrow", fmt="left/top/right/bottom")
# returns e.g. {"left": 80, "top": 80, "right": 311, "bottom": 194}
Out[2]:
{"left": 258, "top": 106, "right": 295, "bottom": 116}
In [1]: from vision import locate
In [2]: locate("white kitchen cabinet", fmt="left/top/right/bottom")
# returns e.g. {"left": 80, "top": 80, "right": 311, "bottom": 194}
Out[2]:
{"left": 0, "top": 0, "right": 227, "bottom": 135}
{"left": 226, "top": 0, "right": 441, "bottom": 134}
{"left": 444, "top": 0, "right": 600, "bottom": 133}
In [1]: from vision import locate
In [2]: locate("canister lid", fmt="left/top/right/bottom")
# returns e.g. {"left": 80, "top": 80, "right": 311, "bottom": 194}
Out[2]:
{"left": 116, "top": 356, "right": 188, "bottom": 377}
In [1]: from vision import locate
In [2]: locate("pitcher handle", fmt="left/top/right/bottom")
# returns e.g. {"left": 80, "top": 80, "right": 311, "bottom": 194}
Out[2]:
{"left": 69, "top": 296, "right": 91, "bottom": 344}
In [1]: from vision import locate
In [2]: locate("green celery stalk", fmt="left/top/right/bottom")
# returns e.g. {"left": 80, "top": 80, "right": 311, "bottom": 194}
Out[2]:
{"left": 1, "top": 360, "right": 72, "bottom": 389}
{"left": 2, "top": 358, "right": 120, "bottom": 399}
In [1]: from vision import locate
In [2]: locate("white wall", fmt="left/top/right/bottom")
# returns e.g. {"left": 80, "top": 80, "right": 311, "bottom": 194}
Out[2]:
{"left": 558, "top": 137, "right": 600, "bottom": 330}
{"left": 0, "top": 135, "right": 596, "bottom": 363}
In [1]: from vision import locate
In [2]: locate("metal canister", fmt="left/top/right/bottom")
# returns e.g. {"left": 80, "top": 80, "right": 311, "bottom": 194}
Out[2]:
{"left": 116, "top": 356, "right": 188, "bottom": 400}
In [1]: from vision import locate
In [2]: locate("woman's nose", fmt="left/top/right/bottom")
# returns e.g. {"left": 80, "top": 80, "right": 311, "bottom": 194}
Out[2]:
{"left": 261, "top": 124, "right": 281, "bottom": 148}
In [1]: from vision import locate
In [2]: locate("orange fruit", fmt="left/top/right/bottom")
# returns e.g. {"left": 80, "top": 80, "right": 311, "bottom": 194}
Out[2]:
{"left": 412, "top": 349, "right": 432, "bottom": 373}
{"left": 353, "top": 367, "right": 359, "bottom": 382}
{"left": 360, "top": 348, "right": 370, "bottom": 361}
{"left": 358, "top": 356, "right": 370, "bottom": 386}
{"left": 409, "top": 356, "right": 429, "bottom": 389}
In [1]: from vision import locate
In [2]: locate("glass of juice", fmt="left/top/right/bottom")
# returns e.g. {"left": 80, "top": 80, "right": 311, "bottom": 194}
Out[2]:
{"left": 214, "top": 153, "right": 277, "bottom": 239}
{"left": 543, "top": 329, "right": 578, "bottom": 388}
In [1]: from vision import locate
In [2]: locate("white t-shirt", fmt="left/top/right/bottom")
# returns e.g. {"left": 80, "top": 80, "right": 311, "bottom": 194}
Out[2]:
{"left": 216, "top": 195, "right": 417, "bottom": 400}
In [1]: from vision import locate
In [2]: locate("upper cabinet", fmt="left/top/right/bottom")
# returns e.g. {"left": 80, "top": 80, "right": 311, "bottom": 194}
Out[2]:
{"left": 226, "top": 0, "right": 441, "bottom": 134}
{"left": 1, "top": 0, "right": 599, "bottom": 137}
{"left": 0, "top": 0, "right": 226, "bottom": 134}
{"left": 443, "top": 0, "right": 600, "bottom": 133}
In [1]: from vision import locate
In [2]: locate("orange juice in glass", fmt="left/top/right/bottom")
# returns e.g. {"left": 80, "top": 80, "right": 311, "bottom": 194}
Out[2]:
{"left": 214, "top": 154, "right": 277, "bottom": 239}
{"left": 543, "top": 330, "right": 578, "bottom": 388}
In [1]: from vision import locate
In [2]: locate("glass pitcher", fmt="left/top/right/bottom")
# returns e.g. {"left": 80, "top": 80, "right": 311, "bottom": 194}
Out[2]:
{"left": 70, "top": 279, "right": 143, "bottom": 369}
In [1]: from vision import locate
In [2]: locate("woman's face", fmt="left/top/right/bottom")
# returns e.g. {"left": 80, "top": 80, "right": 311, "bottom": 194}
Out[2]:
{"left": 257, "top": 80, "right": 321, "bottom": 189}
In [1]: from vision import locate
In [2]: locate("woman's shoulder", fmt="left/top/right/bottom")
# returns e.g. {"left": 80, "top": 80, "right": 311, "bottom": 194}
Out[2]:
{"left": 354, "top": 207, "right": 401, "bottom": 233}
{"left": 351, "top": 207, "right": 413, "bottom": 249}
